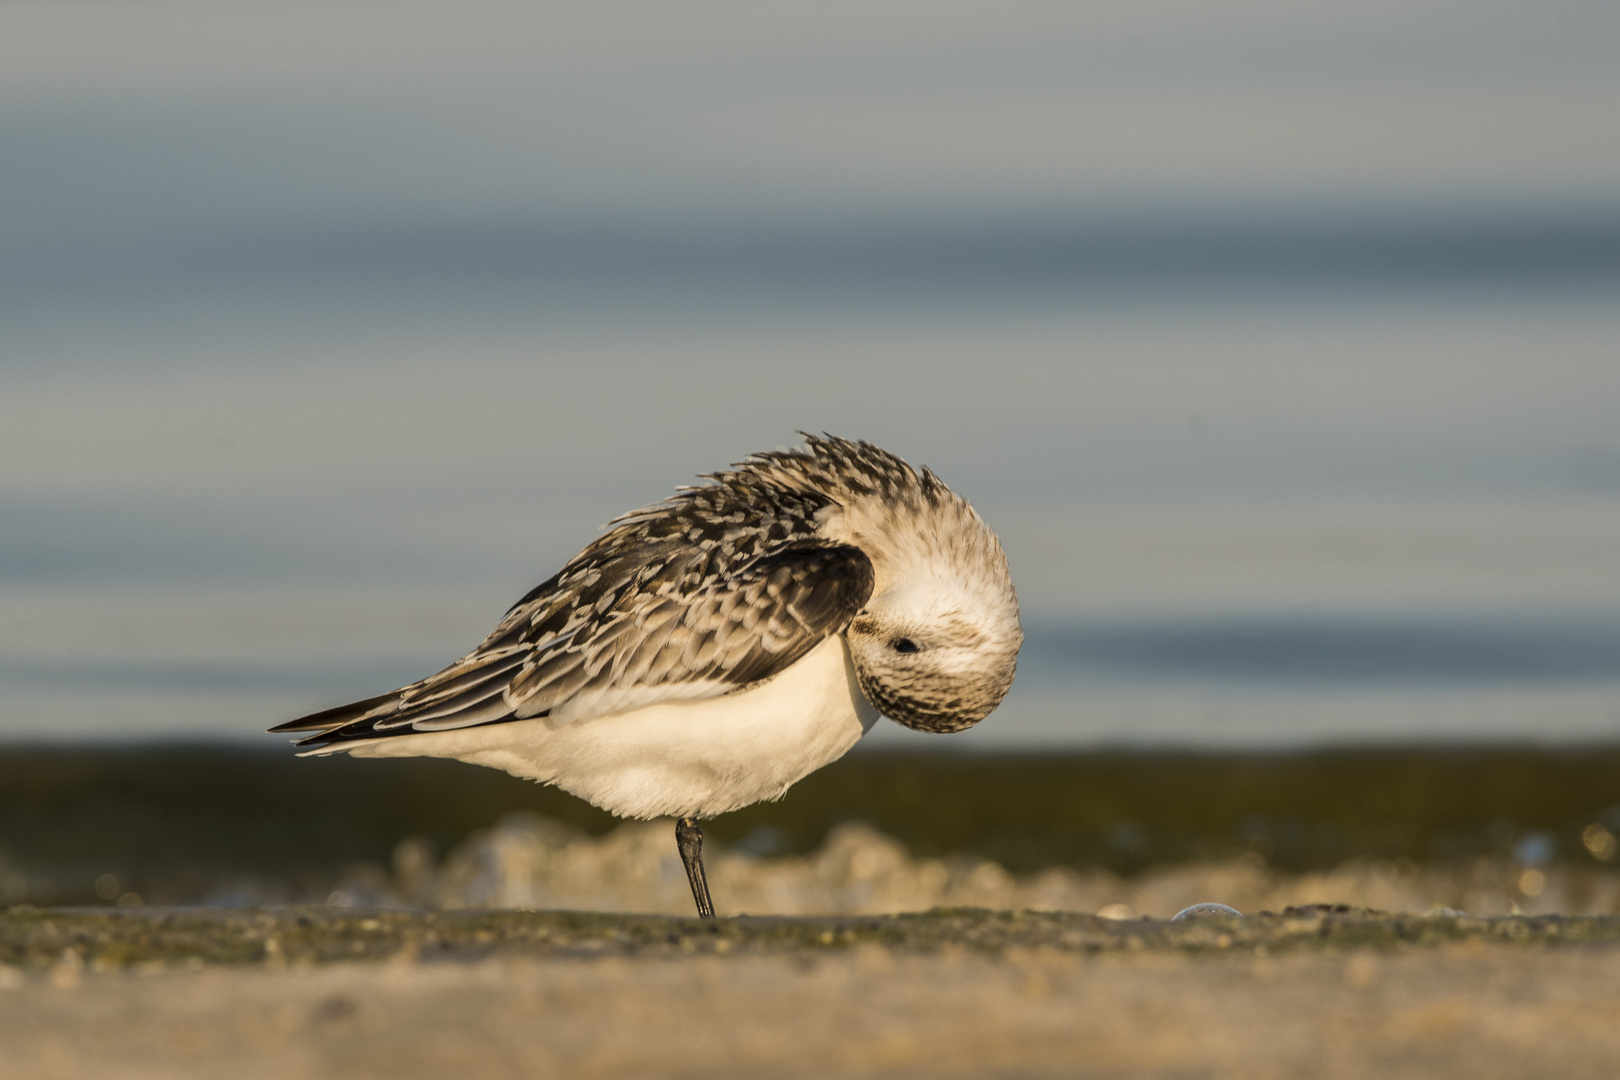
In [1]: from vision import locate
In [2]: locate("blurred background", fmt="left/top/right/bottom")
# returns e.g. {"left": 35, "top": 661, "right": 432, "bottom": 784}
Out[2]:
{"left": 2, "top": 1, "right": 1618, "bottom": 913}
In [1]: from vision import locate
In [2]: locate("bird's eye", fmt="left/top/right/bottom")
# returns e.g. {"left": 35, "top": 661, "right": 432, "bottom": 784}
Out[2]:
{"left": 890, "top": 638, "right": 921, "bottom": 654}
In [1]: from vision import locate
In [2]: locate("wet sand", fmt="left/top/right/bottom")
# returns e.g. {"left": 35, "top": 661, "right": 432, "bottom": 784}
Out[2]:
{"left": 4, "top": 908, "right": 1619, "bottom": 1078}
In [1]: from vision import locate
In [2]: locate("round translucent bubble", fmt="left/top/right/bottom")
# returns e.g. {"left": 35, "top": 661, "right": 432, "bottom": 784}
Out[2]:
{"left": 1171, "top": 902, "right": 1243, "bottom": 921}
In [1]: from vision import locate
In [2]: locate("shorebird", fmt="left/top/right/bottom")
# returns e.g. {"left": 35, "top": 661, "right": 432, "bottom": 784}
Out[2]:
{"left": 271, "top": 435, "right": 1022, "bottom": 917}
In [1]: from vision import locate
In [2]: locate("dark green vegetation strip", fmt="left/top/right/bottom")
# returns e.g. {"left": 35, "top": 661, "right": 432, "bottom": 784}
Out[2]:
{"left": 5, "top": 906, "right": 1620, "bottom": 970}
{"left": 3, "top": 744, "right": 1620, "bottom": 903}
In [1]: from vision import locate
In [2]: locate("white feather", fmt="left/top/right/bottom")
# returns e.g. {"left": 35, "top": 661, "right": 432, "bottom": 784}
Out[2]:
{"left": 307, "top": 635, "right": 879, "bottom": 819}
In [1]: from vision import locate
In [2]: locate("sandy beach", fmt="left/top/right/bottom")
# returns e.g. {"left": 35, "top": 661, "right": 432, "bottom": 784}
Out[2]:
{"left": 4, "top": 907, "right": 1619, "bottom": 1079}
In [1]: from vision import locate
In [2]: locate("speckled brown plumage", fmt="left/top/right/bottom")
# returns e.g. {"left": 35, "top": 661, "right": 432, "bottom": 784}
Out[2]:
{"left": 272, "top": 437, "right": 931, "bottom": 746}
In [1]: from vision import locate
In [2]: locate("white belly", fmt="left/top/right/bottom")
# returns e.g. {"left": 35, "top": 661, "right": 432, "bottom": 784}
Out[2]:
{"left": 341, "top": 634, "right": 881, "bottom": 819}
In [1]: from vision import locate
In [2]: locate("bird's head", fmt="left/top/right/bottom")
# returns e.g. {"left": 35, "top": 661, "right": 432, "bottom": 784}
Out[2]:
{"left": 844, "top": 568, "right": 1023, "bottom": 733}
{"left": 743, "top": 435, "right": 1023, "bottom": 733}
{"left": 836, "top": 479, "right": 1022, "bottom": 734}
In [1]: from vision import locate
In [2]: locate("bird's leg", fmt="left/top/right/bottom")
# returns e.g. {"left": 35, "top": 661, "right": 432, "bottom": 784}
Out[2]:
{"left": 675, "top": 816, "right": 716, "bottom": 919}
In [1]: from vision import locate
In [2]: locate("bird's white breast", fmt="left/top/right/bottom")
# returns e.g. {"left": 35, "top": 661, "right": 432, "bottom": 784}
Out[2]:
{"left": 344, "top": 634, "right": 880, "bottom": 819}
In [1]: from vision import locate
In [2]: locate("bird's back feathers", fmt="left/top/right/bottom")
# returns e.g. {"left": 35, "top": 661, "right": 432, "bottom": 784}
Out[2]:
{"left": 271, "top": 437, "right": 895, "bottom": 748}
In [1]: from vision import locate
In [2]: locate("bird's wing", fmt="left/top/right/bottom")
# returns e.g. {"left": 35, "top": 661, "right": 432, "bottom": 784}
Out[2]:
{"left": 270, "top": 542, "right": 873, "bottom": 748}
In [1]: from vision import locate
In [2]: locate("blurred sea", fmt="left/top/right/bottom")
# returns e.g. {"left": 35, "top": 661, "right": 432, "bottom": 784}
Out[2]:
{"left": 2, "top": 211, "right": 1619, "bottom": 746}
{"left": 3, "top": 0, "right": 1619, "bottom": 748}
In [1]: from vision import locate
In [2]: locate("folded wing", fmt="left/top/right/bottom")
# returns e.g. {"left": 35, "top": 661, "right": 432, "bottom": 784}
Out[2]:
{"left": 270, "top": 543, "right": 874, "bottom": 749}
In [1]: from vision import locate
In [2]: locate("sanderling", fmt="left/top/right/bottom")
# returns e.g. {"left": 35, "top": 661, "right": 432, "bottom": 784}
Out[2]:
{"left": 271, "top": 435, "right": 1023, "bottom": 917}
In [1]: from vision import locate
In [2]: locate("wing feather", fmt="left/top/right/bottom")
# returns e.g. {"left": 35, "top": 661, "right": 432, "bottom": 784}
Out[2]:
{"left": 398, "top": 649, "right": 529, "bottom": 707}
{"left": 276, "top": 541, "right": 874, "bottom": 748}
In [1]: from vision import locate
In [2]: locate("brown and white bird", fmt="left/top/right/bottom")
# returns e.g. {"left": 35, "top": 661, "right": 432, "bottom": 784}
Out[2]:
{"left": 271, "top": 435, "right": 1023, "bottom": 917}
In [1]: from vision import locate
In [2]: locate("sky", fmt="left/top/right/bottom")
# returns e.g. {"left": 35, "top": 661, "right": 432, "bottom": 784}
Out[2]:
{"left": 1, "top": 0, "right": 1618, "bottom": 746}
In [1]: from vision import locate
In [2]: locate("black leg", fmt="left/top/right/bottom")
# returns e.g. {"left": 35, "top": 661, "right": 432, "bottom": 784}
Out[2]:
{"left": 675, "top": 816, "right": 715, "bottom": 919}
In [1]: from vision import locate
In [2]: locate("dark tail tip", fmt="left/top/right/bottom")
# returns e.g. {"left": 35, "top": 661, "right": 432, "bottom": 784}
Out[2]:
{"left": 267, "top": 690, "right": 399, "bottom": 734}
